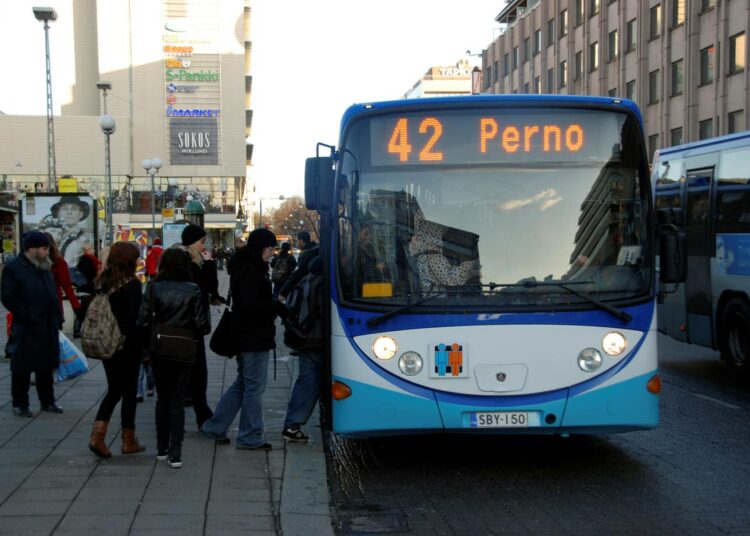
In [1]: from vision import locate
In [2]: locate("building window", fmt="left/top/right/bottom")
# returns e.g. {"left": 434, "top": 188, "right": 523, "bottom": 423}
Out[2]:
{"left": 626, "top": 19, "right": 636, "bottom": 52}
{"left": 560, "top": 10, "right": 568, "bottom": 37}
{"left": 608, "top": 30, "right": 618, "bottom": 61}
{"left": 524, "top": 38, "right": 531, "bottom": 61}
{"left": 728, "top": 110, "right": 745, "bottom": 134}
{"left": 590, "top": 0, "right": 600, "bottom": 16}
{"left": 671, "top": 60, "right": 684, "bottom": 96}
{"left": 672, "top": 0, "right": 685, "bottom": 27}
{"left": 700, "top": 45, "right": 715, "bottom": 84}
{"left": 575, "top": 51, "right": 583, "bottom": 79}
{"left": 699, "top": 118, "right": 713, "bottom": 140}
{"left": 547, "top": 68, "right": 554, "bottom": 92}
{"left": 670, "top": 127, "right": 683, "bottom": 146}
{"left": 547, "top": 19, "right": 555, "bottom": 47}
{"left": 485, "top": 66, "right": 492, "bottom": 88}
{"left": 524, "top": 82, "right": 530, "bottom": 94}
{"left": 608, "top": 88, "right": 617, "bottom": 97}
{"left": 534, "top": 30, "right": 542, "bottom": 55}
{"left": 649, "top": 69, "right": 660, "bottom": 104}
{"left": 534, "top": 76, "right": 541, "bottom": 94}
{"left": 650, "top": 4, "right": 661, "bottom": 40}
{"left": 626, "top": 80, "right": 636, "bottom": 100}
{"left": 560, "top": 60, "right": 568, "bottom": 88}
{"left": 701, "top": 0, "right": 715, "bottom": 12}
{"left": 504, "top": 53, "right": 510, "bottom": 76}
{"left": 590, "top": 42, "right": 599, "bottom": 72}
{"left": 729, "top": 32, "right": 746, "bottom": 75}
{"left": 648, "top": 134, "right": 659, "bottom": 163}
{"left": 575, "top": 0, "right": 584, "bottom": 26}
{"left": 513, "top": 46, "right": 519, "bottom": 69}
{"left": 494, "top": 60, "right": 500, "bottom": 83}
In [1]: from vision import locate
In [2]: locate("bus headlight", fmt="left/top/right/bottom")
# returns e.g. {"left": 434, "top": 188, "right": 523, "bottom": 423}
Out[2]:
{"left": 373, "top": 336, "right": 397, "bottom": 360}
{"left": 578, "top": 348, "right": 603, "bottom": 372}
{"left": 398, "top": 352, "right": 423, "bottom": 376}
{"left": 602, "top": 332, "right": 627, "bottom": 356}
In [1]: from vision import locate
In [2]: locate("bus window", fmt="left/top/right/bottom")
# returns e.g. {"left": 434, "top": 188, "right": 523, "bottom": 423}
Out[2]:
{"left": 717, "top": 146, "right": 750, "bottom": 234}
{"left": 654, "top": 158, "right": 684, "bottom": 214}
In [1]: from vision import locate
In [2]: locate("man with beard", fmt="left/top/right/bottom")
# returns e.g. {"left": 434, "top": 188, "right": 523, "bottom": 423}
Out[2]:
{"left": 1, "top": 231, "right": 64, "bottom": 417}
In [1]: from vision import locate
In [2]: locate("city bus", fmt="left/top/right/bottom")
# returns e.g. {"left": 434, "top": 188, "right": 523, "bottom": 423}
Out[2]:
{"left": 305, "top": 95, "right": 673, "bottom": 437}
{"left": 653, "top": 131, "right": 750, "bottom": 373}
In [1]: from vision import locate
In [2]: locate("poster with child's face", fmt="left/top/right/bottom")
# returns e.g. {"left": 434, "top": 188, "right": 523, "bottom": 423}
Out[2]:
{"left": 20, "top": 194, "right": 97, "bottom": 267}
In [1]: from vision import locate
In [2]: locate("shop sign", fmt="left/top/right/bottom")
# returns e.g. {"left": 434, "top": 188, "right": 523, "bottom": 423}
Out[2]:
{"left": 169, "top": 117, "right": 218, "bottom": 165}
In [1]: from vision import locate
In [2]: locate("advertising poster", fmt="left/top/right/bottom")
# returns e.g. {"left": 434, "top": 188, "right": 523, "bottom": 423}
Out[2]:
{"left": 20, "top": 194, "right": 97, "bottom": 266}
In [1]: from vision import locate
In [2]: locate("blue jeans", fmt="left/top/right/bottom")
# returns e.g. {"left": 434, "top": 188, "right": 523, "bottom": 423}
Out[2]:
{"left": 200, "top": 351, "right": 269, "bottom": 448}
{"left": 283, "top": 350, "right": 323, "bottom": 430}
{"left": 137, "top": 363, "right": 155, "bottom": 397}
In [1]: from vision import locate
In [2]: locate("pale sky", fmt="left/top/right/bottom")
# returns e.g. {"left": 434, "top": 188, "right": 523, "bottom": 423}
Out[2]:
{"left": 0, "top": 1, "right": 503, "bottom": 203}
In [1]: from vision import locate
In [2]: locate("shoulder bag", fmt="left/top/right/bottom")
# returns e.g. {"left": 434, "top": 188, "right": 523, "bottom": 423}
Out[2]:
{"left": 209, "top": 287, "right": 236, "bottom": 358}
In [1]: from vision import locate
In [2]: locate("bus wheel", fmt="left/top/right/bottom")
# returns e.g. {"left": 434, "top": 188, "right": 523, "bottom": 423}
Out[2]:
{"left": 721, "top": 297, "right": 750, "bottom": 373}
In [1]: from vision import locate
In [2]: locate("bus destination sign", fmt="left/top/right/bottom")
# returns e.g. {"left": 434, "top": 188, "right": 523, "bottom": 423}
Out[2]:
{"left": 369, "top": 109, "right": 620, "bottom": 166}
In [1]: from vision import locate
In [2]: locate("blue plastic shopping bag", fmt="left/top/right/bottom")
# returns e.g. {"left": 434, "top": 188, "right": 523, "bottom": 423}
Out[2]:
{"left": 56, "top": 331, "right": 89, "bottom": 382}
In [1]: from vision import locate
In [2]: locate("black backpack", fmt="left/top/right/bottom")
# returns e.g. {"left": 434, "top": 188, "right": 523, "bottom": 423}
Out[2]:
{"left": 283, "top": 271, "right": 323, "bottom": 350}
{"left": 272, "top": 256, "right": 293, "bottom": 284}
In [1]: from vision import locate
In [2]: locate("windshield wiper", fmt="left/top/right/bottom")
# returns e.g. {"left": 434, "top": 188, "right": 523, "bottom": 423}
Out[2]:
{"left": 366, "top": 293, "right": 441, "bottom": 329}
{"left": 522, "top": 279, "right": 632, "bottom": 323}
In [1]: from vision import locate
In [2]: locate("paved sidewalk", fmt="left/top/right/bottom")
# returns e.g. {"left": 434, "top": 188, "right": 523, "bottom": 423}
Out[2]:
{"left": 0, "top": 271, "right": 333, "bottom": 535}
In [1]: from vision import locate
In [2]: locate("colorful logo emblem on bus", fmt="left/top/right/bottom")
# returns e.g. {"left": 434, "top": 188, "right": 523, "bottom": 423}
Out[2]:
{"left": 433, "top": 343, "right": 464, "bottom": 377}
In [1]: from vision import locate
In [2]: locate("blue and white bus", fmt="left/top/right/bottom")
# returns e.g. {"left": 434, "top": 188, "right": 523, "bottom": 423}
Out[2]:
{"left": 306, "top": 95, "right": 668, "bottom": 437}
{"left": 653, "top": 131, "right": 750, "bottom": 373}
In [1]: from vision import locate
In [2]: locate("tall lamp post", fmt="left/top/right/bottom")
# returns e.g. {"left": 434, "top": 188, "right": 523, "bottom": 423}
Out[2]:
{"left": 257, "top": 195, "right": 285, "bottom": 228}
{"left": 33, "top": 6, "right": 58, "bottom": 192}
{"left": 143, "top": 159, "right": 163, "bottom": 243}
{"left": 99, "top": 115, "right": 116, "bottom": 245}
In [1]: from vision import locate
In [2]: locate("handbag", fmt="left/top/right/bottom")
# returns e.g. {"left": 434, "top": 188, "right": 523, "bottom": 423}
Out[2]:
{"left": 56, "top": 331, "right": 89, "bottom": 382}
{"left": 209, "top": 289, "right": 237, "bottom": 358}
{"left": 149, "top": 284, "right": 197, "bottom": 363}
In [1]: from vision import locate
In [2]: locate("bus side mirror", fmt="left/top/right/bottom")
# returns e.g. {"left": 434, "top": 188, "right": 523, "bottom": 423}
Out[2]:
{"left": 305, "top": 157, "right": 335, "bottom": 213}
{"left": 659, "top": 231, "right": 687, "bottom": 284}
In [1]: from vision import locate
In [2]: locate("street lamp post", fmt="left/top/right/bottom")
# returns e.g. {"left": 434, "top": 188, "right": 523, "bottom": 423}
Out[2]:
{"left": 99, "top": 115, "right": 116, "bottom": 245}
{"left": 96, "top": 81, "right": 112, "bottom": 114}
{"left": 257, "top": 195, "right": 285, "bottom": 229}
{"left": 143, "top": 159, "right": 163, "bottom": 243}
{"left": 33, "top": 6, "right": 58, "bottom": 192}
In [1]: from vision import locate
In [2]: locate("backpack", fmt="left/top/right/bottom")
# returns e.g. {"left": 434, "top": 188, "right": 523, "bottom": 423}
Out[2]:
{"left": 81, "top": 288, "right": 125, "bottom": 359}
{"left": 272, "top": 255, "right": 293, "bottom": 284}
{"left": 283, "top": 271, "right": 323, "bottom": 350}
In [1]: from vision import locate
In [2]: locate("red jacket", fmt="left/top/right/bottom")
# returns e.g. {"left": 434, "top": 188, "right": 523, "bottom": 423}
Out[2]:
{"left": 146, "top": 246, "right": 164, "bottom": 276}
{"left": 51, "top": 257, "right": 81, "bottom": 312}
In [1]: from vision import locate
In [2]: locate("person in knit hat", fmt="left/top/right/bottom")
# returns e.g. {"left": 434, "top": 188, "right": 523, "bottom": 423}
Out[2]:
{"left": 145, "top": 237, "right": 164, "bottom": 280}
{"left": 179, "top": 223, "right": 221, "bottom": 429}
{"left": 1, "top": 231, "right": 64, "bottom": 417}
{"left": 200, "top": 228, "right": 287, "bottom": 449}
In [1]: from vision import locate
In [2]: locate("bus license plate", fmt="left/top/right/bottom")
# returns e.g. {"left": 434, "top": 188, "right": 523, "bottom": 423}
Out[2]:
{"left": 470, "top": 411, "right": 529, "bottom": 428}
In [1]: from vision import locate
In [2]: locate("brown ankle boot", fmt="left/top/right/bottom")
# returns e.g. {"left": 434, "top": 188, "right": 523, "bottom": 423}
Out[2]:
{"left": 88, "top": 420, "right": 112, "bottom": 458}
{"left": 121, "top": 428, "right": 146, "bottom": 454}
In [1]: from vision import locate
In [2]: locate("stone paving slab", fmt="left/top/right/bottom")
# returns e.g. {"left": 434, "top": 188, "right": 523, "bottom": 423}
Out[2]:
{"left": 0, "top": 270, "right": 333, "bottom": 535}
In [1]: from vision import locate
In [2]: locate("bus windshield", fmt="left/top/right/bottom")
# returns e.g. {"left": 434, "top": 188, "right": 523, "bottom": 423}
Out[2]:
{"left": 336, "top": 106, "right": 651, "bottom": 309}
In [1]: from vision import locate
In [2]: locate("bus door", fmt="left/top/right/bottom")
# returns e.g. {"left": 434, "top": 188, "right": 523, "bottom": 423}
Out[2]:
{"left": 684, "top": 168, "right": 714, "bottom": 347}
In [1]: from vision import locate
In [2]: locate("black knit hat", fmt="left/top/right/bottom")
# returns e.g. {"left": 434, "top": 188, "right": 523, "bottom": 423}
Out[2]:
{"left": 246, "top": 228, "right": 276, "bottom": 248}
{"left": 22, "top": 231, "right": 50, "bottom": 250}
{"left": 181, "top": 224, "right": 207, "bottom": 246}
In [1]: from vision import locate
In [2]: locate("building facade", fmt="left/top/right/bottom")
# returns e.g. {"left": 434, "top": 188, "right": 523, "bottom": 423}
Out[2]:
{"left": 0, "top": 0, "right": 253, "bottom": 250}
{"left": 403, "top": 59, "right": 475, "bottom": 98}
{"left": 482, "top": 0, "right": 749, "bottom": 160}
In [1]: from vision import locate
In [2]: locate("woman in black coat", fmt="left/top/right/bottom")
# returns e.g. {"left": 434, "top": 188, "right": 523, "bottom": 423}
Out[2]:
{"left": 87, "top": 242, "right": 145, "bottom": 458}
{"left": 199, "top": 228, "right": 287, "bottom": 450}
{"left": 138, "top": 248, "right": 210, "bottom": 468}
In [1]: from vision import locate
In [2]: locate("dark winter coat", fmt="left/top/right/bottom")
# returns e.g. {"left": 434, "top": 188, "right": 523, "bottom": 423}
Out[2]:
{"left": 105, "top": 278, "right": 145, "bottom": 361}
{"left": 227, "top": 249, "right": 287, "bottom": 352}
{"left": 1, "top": 253, "right": 62, "bottom": 373}
{"left": 137, "top": 280, "right": 210, "bottom": 338}
{"left": 279, "top": 240, "right": 319, "bottom": 298}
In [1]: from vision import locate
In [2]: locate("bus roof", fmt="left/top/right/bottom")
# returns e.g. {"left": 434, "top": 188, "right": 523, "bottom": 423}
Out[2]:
{"left": 339, "top": 94, "right": 643, "bottom": 134}
{"left": 655, "top": 129, "right": 750, "bottom": 160}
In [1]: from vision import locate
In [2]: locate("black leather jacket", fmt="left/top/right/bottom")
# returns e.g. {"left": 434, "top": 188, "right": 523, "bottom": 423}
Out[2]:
{"left": 137, "top": 280, "right": 210, "bottom": 337}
